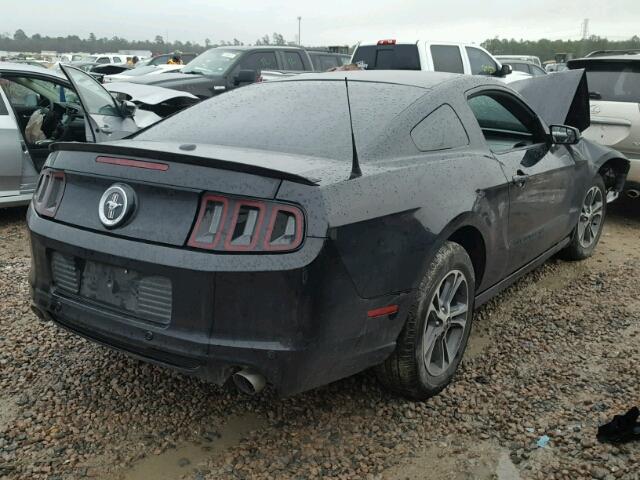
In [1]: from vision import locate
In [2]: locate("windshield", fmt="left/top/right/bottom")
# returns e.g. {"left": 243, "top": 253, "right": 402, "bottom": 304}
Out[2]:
{"left": 135, "top": 80, "right": 425, "bottom": 161}
{"left": 182, "top": 48, "right": 240, "bottom": 75}
{"left": 579, "top": 62, "right": 640, "bottom": 103}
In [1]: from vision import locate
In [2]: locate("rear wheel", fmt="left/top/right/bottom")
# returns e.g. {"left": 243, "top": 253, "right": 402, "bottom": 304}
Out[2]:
{"left": 562, "top": 175, "right": 606, "bottom": 261}
{"left": 376, "top": 242, "right": 475, "bottom": 400}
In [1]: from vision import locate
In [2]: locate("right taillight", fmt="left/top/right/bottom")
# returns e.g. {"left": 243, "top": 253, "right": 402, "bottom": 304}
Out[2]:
{"left": 33, "top": 169, "right": 66, "bottom": 218}
{"left": 188, "top": 193, "right": 304, "bottom": 253}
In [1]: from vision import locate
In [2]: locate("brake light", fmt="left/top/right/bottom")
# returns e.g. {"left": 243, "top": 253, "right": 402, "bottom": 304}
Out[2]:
{"left": 188, "top": 193, "right": 305, "bottom": 253}
{"left": 377, "top": 39, "right": 397, "bottom": 45}
{"left": 33, "top": 169, "right": 66, "bottom": 218}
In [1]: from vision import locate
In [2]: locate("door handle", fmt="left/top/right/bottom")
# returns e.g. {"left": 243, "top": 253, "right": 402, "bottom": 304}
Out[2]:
{"left": 512, "top": 171, "right": 529, "bottom": 187}
{"left": 98, "top": 125, "right": 113, "bottom": 134}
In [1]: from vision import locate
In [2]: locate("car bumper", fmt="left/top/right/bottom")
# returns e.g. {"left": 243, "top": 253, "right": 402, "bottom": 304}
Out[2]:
{"left": 28, "top": 208, "right": 410, "bottom": 395}
{"left": 0, "top": 191, "right": 34, "bottom": 208}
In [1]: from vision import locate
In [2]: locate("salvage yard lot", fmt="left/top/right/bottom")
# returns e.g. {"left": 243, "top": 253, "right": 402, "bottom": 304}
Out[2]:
{"left": 1, "top": 202, "right": 638, "bottom": 480}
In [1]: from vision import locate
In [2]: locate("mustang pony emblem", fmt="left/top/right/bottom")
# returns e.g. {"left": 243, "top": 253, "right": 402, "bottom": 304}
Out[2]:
{"left": 98, "top": 184, "right": 135, "bottom": 228}
{"left": 105, "top": 193, "right": 123, "bottom": 220}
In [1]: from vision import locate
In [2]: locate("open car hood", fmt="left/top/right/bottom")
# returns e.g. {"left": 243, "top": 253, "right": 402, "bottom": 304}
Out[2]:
{"left": 510, "top": 69, "right": 590, "bottom": 132}
{"left": 103, "top": 82, "right": 198, "bottom": 105}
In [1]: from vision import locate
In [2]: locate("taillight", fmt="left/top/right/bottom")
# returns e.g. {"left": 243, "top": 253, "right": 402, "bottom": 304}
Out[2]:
{"left": 377, "top": 39, "right": 397, "bottom": 45}
{"left": 188, "top": 194, "right": 304, "bottom": 253}
{"left": 33, "top": 169, "right": 66, "bottom": 218}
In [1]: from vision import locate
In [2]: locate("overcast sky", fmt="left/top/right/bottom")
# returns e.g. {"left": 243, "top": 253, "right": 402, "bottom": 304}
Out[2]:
{"left": 5, "top": 0, "right": 639, "bottom": 46}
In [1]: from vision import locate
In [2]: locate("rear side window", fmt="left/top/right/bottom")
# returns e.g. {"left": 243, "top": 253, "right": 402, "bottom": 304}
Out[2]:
{"left": 113, "top": 57, "right": 122, "bottom": 63}
{"left": 466, "top": 47, "right": 498, "bottom": 75}
{"left": 430, "top": 45, "right": 464, "bottom": 74}
{"left": 240, "top": 52, "right": 278, "bottom": 71}
{"left": 283, "top": 52, "right": 305, "bottom": 70}
{"left": 574, "top": 61, "right": 640, "bottom": 103}
{"left": 353, "top": 45, "right": 420, "bottom": 70}
{"left": 310, "top": 54, "right": 339, "bottom": 71}
{"left": 96, "top": 57, "right": 110, "bottom": 64}
{"left": 411, "top": 104, "right": 468, "bottom": 151}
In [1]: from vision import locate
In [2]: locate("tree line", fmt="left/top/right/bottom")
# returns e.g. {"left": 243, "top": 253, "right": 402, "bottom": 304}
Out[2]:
{"left": 0, "top": 29, "right": 297, "bottom": 55}
{"left": 482, "top": 35, "right": 640, "bottom": 61}
{"left": 2, "top": 29, "right": 639, "bottom": 60}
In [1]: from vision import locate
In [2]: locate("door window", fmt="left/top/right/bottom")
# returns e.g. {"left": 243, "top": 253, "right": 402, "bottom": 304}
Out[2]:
{"left": 240, "top": 52, "right": 278, "bottom": 71}
{"left": 312, "top": 54, "right": 340, "bottom": 71}
{"left": 430, "top": 45, "right": 464, "bottom": 74}
{"left": 466, "top": 47, "right": 498, "bottom": 75}
{"left": 96, "top": 57, "right": 110, "bottom": 64}
{"left": 467, "top": 93, "right": 544, "bottom": 153}
{"left": 283, "top": 52, "right": 304, "bottom": 70}
{"left": 62, "top": 66, "right": 120, "bottom": 116}
{"left": 112, "top": 57, "right": 122, "bottom": 64}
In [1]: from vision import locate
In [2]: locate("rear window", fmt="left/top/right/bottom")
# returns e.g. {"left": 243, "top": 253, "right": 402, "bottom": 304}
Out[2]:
{"left": 430, "top": 45, "right": 464, "bottom": 74}
{"left": 573, "top": 61, "right": 640, "bottom": 103}
{"left": 353, "top": 45, "right": 421, "bottom": 70}
{"left": 136, "top": 81, "right": 425, "bottom": 161}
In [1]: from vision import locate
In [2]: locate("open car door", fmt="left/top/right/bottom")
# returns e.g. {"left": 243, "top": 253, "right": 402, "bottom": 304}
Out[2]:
{"left": 60, "top": 65, "right": 139, "bottom": 142}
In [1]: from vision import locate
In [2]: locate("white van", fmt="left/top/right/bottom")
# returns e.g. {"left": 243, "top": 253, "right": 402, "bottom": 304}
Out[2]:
{"left": 351, "top": 40, "right": 530, "bottom": 83}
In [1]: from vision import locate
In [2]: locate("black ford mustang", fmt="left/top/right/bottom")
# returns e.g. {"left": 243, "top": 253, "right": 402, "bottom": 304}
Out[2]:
{"left": 28, "top": 71, "right": 629, "bottom": 399}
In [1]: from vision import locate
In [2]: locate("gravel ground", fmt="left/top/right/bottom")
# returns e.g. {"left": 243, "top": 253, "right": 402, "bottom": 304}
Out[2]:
{"left": 1, "top": 200, "right": 638, "bottom": 480}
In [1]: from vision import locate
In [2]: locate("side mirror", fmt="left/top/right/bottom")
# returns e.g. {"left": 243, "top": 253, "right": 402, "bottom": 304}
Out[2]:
{"left": 119, "top": 100, "right": 137, "bottom": 118}
{"left": 497, "top": 64, "right": 512, "bottom": 77}
{"left": 550, "top": 125, "right": 581, "bottom": 145}
{"left": 234, "top": 69, "right": 257, "bottom": 85}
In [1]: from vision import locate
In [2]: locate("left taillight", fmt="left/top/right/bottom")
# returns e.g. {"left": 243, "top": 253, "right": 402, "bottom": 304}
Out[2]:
{"left": 33, "top": 169, "right": 66, "bottom": 218}
{"left": 188, "top": 193, "right": 305, "bottom": 253}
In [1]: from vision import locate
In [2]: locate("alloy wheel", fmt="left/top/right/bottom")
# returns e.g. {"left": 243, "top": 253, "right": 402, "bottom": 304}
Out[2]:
{"left": 578, "top": 186, "right": 604, "bottom": 249}
{"left": 422, "top": 270, "right": 470, "bottom": 377}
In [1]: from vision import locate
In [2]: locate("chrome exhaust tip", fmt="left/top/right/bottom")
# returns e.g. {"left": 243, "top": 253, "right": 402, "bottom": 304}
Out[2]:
{"left": 232, "top": 368, "right": 266, "bottom": 395}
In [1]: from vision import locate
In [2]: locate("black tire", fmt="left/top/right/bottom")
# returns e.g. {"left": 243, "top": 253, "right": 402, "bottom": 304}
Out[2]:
{"left": 376, "top": 241, "right": 475, "bottom": 400}
{"left": 561, "top": 175, "right": 607, "bottom": 261}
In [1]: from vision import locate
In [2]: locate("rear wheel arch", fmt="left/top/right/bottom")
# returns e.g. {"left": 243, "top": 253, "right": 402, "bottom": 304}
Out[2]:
{"left": 447, "top": 225, "right": 486, "bottom": 290}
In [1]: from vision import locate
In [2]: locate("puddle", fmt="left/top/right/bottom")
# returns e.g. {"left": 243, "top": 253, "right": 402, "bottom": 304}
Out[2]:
{"left": 121, "top": 412, "right": 267, "bottom": 480}
{"left": 382, "top": 441, "right": 518, "bottom": 480}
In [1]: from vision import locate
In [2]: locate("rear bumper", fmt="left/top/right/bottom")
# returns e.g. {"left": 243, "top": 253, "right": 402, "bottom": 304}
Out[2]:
{"left": 0, "top": 191, "right": 34, "bottom": 208}
{"left": 626, "top": 157, "right": 640, "bottom": 184}
{"left": 28, "top": 208, "right": 410, "bottom": 395}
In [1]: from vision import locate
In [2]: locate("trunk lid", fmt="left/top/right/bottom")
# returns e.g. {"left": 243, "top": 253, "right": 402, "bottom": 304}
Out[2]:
{"left": 46, "top": 141, "right": 336, "bottom": 247}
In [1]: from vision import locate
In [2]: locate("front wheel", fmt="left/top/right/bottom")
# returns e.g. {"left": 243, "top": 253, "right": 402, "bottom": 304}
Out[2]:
{"left": 376, "top": 242, "right": 475, "bottom": 400}
{"left": 561, "top": 175, "right": 607, "bottom": 261}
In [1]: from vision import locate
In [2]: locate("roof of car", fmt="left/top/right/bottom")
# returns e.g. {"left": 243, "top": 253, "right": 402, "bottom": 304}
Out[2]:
{"left": 570, "top": 54, "right": 640, "bottom": 63}
{"left": 0, "top": 62, "right": 64, "bottom": 78}
{"left": 207, "top": 46, "right": 306, "bottom": 52}
{"left": 273, "top": 70, "right": 500, "bottom": 90}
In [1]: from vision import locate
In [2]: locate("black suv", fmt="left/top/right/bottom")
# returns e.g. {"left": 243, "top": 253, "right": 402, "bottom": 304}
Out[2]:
{"left": 128, "top": 46, "right": 314, "bottom": 98}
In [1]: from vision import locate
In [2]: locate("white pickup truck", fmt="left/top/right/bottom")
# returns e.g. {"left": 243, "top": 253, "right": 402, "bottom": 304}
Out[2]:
{"left": 351, "top": 39, "right": 530, "bottom": 83}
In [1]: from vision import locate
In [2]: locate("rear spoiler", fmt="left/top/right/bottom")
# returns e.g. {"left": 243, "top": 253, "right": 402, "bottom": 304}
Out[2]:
{"left": 510, "top": 69, "right": 590, "bottom": 132}
{"left": 50, "top": 142, "right": 319, "bottom": 186}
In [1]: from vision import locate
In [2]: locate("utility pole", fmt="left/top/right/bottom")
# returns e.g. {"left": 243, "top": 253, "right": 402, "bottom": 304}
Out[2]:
{"left": 581, "top": 19, "right": 590, "bottom": 40}
{"left": 297, "top": 16, "right": 302, "bottom": 46}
